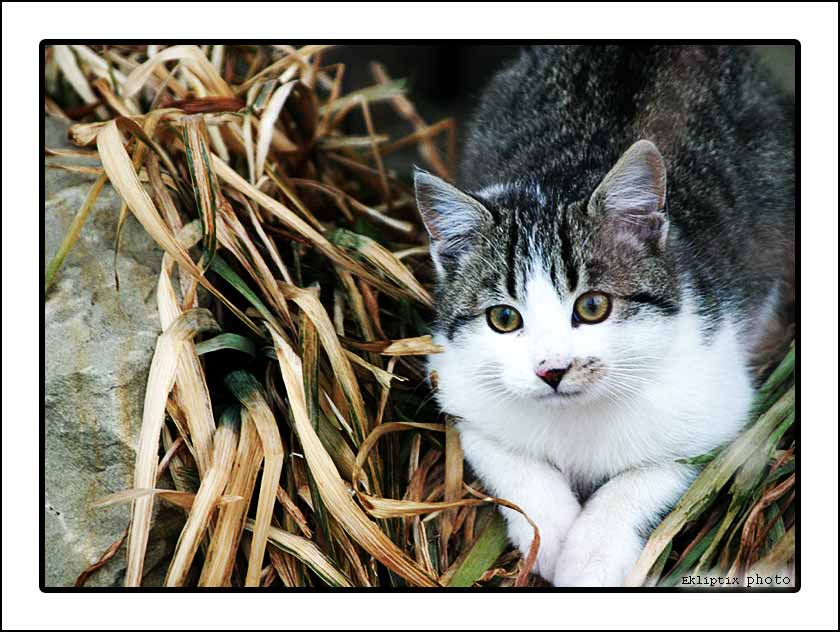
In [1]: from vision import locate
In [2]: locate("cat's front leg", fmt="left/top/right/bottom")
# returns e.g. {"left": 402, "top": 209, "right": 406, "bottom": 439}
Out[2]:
{"left": 553, "top": 463, "right": 694, "bottom": 587}
{"left": 458, "top": 425, "right": 581, "bottom": 582}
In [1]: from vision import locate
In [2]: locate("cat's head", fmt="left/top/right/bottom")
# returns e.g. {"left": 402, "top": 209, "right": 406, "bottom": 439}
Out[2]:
{"left": 416, "top": 140, "right": 682, "bottom": 413}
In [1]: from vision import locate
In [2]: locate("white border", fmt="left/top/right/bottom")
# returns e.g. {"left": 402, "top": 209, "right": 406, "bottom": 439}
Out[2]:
{"left": 4, "top": 2, "right": 838, "bottom": 630}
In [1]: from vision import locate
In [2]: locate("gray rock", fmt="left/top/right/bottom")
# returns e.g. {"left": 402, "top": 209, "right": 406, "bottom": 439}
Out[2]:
{"left": 44, "top": 117, "right": 182, "bottom": 587}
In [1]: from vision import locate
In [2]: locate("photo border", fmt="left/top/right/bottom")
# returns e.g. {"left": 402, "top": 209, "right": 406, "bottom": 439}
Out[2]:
{"left": 38, "top": 38, "right": 801, "bottom": 594}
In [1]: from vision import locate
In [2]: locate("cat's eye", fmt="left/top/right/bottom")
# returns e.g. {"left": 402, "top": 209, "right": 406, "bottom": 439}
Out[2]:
{"left": 486, "top": 305, "right": 523, "bottom": 333}
{"left": 573, "top": 291, "right": 612, "bottom": 325}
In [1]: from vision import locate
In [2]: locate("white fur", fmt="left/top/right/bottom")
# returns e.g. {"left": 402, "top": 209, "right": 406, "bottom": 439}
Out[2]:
{"left": 429, "top": 267, "right": 754, "bottom": 586}
{"left": 476, "top": 182, "right": 511, "bottom": 200}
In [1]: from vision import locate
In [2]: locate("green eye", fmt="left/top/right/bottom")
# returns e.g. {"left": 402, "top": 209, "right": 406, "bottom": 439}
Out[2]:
{"left": 573, "top": 291, "right": 612, "bottom": 325}
{"left": 486, "top": 305, "right": 523, "bottom": 333}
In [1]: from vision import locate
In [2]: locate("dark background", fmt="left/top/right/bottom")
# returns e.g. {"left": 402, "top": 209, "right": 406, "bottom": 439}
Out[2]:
{"left": 324, "top": 44, "right": 796, "bottom": 173}
{"left": 326, "top": 45, "right": 522, "bottom": 126}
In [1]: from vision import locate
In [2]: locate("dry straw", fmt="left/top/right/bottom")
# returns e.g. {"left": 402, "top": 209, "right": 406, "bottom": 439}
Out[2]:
{"left": 44, "top": 44, "right": 796, "bottom": 588}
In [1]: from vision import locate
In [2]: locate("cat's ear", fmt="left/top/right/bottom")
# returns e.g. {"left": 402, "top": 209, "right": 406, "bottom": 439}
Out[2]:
{"left": 414, "top": 168, "right": 492, "bottom": 277}
{"left": 589, "top": 139, "right": 669, "bottom": 252}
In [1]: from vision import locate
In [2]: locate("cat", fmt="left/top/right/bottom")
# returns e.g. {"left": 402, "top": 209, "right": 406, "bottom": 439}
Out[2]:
{"left": 414, "top": 45, "right": 795, "bottom": 587}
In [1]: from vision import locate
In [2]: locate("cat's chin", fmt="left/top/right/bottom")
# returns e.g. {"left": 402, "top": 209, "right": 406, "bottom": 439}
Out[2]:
{"left": 534, "top": 389, "right": 588, "bottom": 409}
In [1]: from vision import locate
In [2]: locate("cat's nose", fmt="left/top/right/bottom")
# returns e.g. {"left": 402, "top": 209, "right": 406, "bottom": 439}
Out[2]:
{"left": 537, "top": 367, "right": 567, "bottom": 390}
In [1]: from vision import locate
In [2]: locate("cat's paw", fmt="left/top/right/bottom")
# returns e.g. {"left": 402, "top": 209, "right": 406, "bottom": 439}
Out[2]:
{"left": 503, "top": 509, "right": 567, "bottom": 582}
{"left": 531, "top": 533, "right": 566, "bottom": 582}
{"left": 552, "top": 525, "right": 643, "bottom": 587}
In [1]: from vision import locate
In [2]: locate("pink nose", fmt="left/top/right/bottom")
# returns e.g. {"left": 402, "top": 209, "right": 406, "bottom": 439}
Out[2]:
{"left": 537, "top": 367, "right": 567, "bottom": 390}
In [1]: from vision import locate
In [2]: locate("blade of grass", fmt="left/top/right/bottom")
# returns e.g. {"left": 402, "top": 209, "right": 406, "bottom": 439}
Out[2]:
{"left": 269, "top": 325, "right": 439, "bottom": 587}
{"left": 165, "top": 408, "right": 239, "bottom": 586}
{"left": 247, "top": 521, "right": 351, "bottom": 588}
{"left": 443, "top": 511, "right": 508, "bottom": 587}
{"left": 124, "top": 308, "right": 220, "bottom": 586}
{"left": 199, "top": 407, "right": 262, "bottom": 586}
{"left": 441, "top": 420, "right": 464, "bottom": 570}
{"left": 183, "top": 116, "right": 220, "bottom": 267}
{"left": 53, "top": 44, "right": 107, "bottom": 119}
{"left": 283, "top": 284, "right": 369, "bottom": 441}
{"left": 225, "top": 371, "right": 286, "bottom": 587}
{"left": 320, "top": 78, "right": 407, "bottom": 116}
{"left": 158, "top": 245, "right": 217, "bottom": 478}
{"left": 299, "top": 312, "right": 336, "bottom": 558}
{"left": 255, "top": 80, "right": 298, "bottom": 179}
{"left": 123, "top": 45, "right": 232, "bottom": 99}
{"left": 45, "top": 173, "right": 107, "bottom": 293}
{"left": 195, "top": 333, "right": 257, "bottom": 358}
{"left": 332, "top": 228, "right": 433, "bottom": 307}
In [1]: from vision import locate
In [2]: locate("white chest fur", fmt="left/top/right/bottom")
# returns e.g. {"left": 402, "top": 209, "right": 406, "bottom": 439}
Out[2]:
{"left": 430, "top": 303, "right": 753, "bottom": 486}
{"left": 429, "top": 303, "right": 754, "bottom": 586}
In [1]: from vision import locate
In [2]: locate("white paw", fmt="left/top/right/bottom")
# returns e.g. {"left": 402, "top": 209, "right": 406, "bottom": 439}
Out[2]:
{"left": 531, "top": 533, "right": 565, "bottom": 582}
{"left": 500, "top": 504, "right": 580, "bottom": 583}
{"left": 502, "top": 510, "right": 564, "bottom": 582}
{"left": 553, "top": 526, "right": 643, "bottom": 587}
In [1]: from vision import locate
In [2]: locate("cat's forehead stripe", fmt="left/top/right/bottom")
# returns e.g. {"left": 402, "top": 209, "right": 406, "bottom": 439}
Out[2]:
{"left": 505, "top": 206, "right": 521, "bottom": 298}
{"left": 559, "top": 205, "right": 579, "bottom": 295}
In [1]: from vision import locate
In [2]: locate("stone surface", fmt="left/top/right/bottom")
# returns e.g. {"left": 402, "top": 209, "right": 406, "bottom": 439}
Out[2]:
{"left": 44, "top": 117, "right": 181, "bottom": 587}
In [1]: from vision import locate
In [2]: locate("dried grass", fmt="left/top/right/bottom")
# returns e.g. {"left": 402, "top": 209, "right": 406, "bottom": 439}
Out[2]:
{"left": 44, "top": 44, "right": 796, "bottom": 589}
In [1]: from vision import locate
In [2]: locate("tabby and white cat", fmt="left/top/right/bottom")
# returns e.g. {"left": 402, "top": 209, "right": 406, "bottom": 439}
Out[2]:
{"left": 415, "top": 45, "right": 794, "bottom": 586}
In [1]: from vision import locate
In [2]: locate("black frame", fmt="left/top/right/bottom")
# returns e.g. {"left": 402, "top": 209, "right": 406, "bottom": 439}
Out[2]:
{"left": 39, "top": 39, "right": 801, "bottom": 593}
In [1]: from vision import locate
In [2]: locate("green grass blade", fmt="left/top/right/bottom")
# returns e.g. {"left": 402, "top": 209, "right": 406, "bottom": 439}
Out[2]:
{"left": 444, "top": 511, "right": 508, "bottom": 587}
{"left": 45, "top": 173, "right": 107, "bottom": 293}
{"left": 195, "top": 333, "right": 257, "bottom": 357}
{"left": 209, "top": 255, "right": 274, "bottom": 329}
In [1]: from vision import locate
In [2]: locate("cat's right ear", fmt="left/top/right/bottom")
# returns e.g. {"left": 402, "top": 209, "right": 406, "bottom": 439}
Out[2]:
{"left": 414, "top": 168, "right": 492, "bottom": 278}
{"left": 589, "top": 139, "right": 669, "bottom": 253}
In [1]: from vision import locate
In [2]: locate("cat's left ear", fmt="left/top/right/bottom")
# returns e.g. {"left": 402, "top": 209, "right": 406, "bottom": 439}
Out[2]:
{"left": 414, "top": 168, "right": 492, "bottom": 278}
{"left": 589, "top": 139, "right": 669, "bottom": 252}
